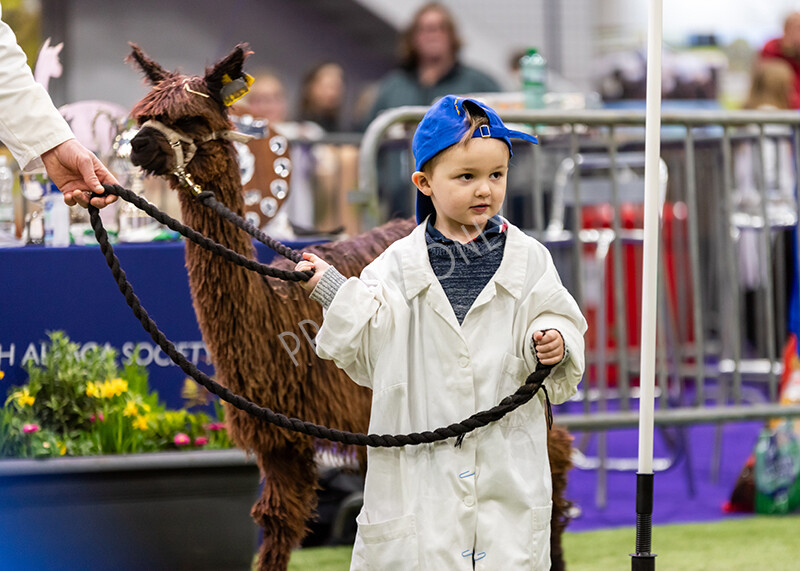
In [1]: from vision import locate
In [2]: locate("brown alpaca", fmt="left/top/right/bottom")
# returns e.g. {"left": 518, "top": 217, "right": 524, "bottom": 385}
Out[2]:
{"left": 125, "top": 44, "right": 574, "bottom": 570}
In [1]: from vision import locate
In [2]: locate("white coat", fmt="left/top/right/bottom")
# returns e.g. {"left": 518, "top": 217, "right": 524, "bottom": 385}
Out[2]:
{"left": 0, "top": 4, "right": 74, "bottom": 170}
{"left": 315, "top": 222, "right": 587, "bottom": 570}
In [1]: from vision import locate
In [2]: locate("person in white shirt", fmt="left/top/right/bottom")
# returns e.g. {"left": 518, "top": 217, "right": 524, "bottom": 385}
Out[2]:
{"left": 296, "top": 95, "right": 586, "bottom": 570}
{"left": 0, "top": 5, "right": 116, "bottom": 208}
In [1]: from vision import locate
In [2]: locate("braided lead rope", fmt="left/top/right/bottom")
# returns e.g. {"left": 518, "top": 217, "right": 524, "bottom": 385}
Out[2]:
{"left": 97, "top": 184, "right": 312, "bottom": 282}
{"left": 192, "top": 190, "right": 303, "bottom": 264}
{"left": 87, "top": 198, "right": 554, "bottom": 446}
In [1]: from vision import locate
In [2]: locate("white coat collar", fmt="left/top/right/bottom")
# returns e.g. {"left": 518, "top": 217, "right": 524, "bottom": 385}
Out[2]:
{"left": 400, "top": 218, "right": 528, "bottom": 301}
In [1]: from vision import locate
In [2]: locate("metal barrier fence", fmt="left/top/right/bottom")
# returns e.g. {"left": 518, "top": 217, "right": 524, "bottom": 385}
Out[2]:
{"left": 357, "top": 107, "right": 800, "bottom": 435}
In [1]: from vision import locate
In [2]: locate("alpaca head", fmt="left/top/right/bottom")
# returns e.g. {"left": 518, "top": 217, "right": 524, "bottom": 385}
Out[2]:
{"left": 126, "top": 43, "right": 252, "bottom": 180}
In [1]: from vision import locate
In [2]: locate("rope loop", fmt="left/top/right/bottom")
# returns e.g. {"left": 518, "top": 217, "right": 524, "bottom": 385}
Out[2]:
{"left": 86, "top": 184, "right": 554, "bottom": 447}
{"left": 94, "top": 184, "right": 312, "bottom": 281}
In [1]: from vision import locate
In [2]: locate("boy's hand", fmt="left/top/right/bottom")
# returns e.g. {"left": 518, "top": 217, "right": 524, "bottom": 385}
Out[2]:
{"left": 295, "top": 252, "right": 330, "bottom": 293}
{"left": 533, "top": 329, "right": 564, "bottom": 365}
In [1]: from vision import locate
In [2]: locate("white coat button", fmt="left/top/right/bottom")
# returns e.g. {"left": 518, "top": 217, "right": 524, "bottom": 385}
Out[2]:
{"left": 458, "top": 356, "right": 469, "bottom": 368}
{"left": 464, "top": 495, "right": 475, "bottom": 507}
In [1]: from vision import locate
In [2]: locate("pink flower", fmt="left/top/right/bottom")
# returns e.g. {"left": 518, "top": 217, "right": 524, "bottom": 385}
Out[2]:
{"left": 23, "top": 423, "right": 40, "bottom": 434}
{"left": 173, "top": 433, "right": 191, "bottom": 446}
{"left": 89, "top": 412, "right": 105, "bottom": 423}
{"left": 194, "top": 436, "right": 208, "bottom": 446}
{"left": 207, "top": 422, "right": 225, "bottom": 431}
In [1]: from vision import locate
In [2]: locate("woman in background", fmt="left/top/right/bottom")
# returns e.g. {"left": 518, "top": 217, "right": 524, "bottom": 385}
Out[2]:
{"left": 364, "top": 2, "right": 500, "bottom": 124}
{"left": 297, "top": 61, "right": 360, "bottom": 235}
{"left": 363, "top": 2, "right": 502, "bottom": 219}
{"left": 298, "top": 61, "right": 347, "bottom": 133}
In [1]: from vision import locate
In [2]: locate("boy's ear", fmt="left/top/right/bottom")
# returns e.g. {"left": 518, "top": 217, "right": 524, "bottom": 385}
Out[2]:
{"left": 412, "top": 171, "right": 432, "bottom": 196}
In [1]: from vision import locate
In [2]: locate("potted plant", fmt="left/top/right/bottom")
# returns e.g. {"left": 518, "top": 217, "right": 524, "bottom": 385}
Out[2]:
{"left": 0, "top": 332, "right": 260, "bottom": 571}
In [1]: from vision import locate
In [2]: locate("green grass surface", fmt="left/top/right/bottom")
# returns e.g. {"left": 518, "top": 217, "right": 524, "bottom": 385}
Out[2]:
{"left": 288, "top": 515, "right": 800, "bottom": 570}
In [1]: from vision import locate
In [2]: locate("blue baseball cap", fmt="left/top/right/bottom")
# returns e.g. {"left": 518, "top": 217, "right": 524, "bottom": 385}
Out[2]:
{"left": 412, "top": 95, "right": 538, "bottom": 223}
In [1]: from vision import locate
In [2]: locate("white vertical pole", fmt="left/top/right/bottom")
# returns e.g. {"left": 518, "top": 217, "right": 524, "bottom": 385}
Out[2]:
{"left": 638, "top": 0, "right": 662, "bottom": 476}
{"left": 633, "top": 3, "right": 661, "bottom": 567}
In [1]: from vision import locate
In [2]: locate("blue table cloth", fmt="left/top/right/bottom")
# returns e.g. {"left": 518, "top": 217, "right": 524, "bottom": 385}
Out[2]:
{"left": 1, "top": 239, "right": 319, "bottom": 409}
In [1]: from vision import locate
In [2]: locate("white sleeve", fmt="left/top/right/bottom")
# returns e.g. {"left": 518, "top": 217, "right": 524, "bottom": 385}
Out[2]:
{"left": 521, "top": 251, "right": 587, "bottom": 405}
{"left": 0, "top": 15, "right": 74, "bottom": 171}
{"left": 313, "top": 262, "right": 397, "bottom": 389}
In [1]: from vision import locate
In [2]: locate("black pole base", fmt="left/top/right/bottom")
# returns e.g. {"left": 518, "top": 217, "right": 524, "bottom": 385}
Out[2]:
{"left": 631, "top": 553, "right": 656, "bottom": 571}
{"left": 632, "top": 472, "right": 656, "bottom": 570}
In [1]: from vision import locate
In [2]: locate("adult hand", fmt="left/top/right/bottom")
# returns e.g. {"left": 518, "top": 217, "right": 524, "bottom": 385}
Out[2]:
{"left": 533, "top": 329, "right": 564, "bottom": 365}
{"left": 40, "top": 139, "right": 119, "bottom": 208}
{"left": 294, "top": 252, "right": 330, "bottom": 292}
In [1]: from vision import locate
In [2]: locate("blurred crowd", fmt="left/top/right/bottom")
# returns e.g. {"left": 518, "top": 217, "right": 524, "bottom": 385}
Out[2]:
{"left": 228, "top": 5, "right": 800, "bottom": 236}
{"left": 225, "top": 2, "right": 507, "bottom": 235}
{"left": 5, "top": 2, "right": 800, "bottom": 240}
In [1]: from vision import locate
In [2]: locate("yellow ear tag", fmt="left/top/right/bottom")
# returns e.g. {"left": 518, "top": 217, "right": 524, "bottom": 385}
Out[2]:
{"left": 220, "top": 73, "right": 254, "bottom": 106}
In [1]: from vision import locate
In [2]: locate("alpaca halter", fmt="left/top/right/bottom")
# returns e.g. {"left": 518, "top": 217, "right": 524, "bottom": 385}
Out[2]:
{"left": 140, "top": 119, "right": 254, "bottom": 195}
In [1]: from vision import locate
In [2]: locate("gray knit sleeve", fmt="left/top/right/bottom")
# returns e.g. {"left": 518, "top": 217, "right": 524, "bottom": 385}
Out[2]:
{"left": 309, "top": 267, "right": 348, "bottom": 309}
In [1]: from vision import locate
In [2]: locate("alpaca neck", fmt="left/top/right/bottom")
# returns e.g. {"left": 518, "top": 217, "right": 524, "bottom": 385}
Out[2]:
{"left": 177, "top": 145, "right": 252, "bottom": 253}
{"left": 175, "top": 144, "right": 283, "bottom": 392}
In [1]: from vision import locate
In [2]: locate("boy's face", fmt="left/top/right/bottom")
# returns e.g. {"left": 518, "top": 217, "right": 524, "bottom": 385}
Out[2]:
{"left": 413, "top": 137, "right": 509, "bottom": 242}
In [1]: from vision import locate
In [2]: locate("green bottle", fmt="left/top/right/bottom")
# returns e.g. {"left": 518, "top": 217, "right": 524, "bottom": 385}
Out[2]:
{"left": 520, "top": 48, "right": 547, "bottom": 109}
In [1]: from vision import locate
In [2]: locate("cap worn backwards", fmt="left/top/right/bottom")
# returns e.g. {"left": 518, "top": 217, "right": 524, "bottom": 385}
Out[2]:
{"left": 412, "top": 95, "right": 539, "bottom": 224}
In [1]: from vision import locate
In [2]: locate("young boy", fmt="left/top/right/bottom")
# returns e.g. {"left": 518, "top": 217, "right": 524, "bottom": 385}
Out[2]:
{"left": 296, "top": 95, "right": 586, "bottom": 570}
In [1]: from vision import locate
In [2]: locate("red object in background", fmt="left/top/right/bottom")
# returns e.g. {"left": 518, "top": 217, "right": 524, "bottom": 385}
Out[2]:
{"left": 774, "top": 333, "right": 800, "bottom": 435}
{"left": 580, "top": 201, "right": 693, "bottom": 387}
{"left": 779, "top": 334, "right": 800, "bottom": 402}
{"left": 723, "top": 454, "right": 756, "bottom": 513}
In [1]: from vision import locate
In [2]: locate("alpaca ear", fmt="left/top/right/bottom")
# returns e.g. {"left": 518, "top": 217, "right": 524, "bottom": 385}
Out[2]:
{"left": 126, "top": 43, "right": 169, "bottom": 85}
{"left": 204, "top": 43, "right": 253, "bottom": 106}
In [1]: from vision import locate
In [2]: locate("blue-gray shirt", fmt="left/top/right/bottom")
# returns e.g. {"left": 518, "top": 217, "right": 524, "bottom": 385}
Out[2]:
{"left": 310, "top": 216, "right": 508, "bottom": 325}
{"left": 425, "top": 216, "right": 507, "bottom": 324}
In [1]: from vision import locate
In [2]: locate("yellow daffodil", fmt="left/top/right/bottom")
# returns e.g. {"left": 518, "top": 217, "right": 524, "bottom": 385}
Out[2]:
{"left": 59, "top": 442, "right": 67, "bottom": 455}
{"left": 133, "top": 415, "right": 149, "bottom": 431}
{"left": 13, "top": 388, "right": 35, "bottom": 407}
{"left": 109, "top": 378, "right": 128, "bottom": 396}
{"left": 86, "top": 382, "right": 100, "bottom": 398}
{"left": 123, "top": 401, "right": 138, "bottom": 417}
{"left": 97, "top": 378, "right": 129, "bottom": 399}
{"left": 99, "top": 382, "right": 115, "bottom": 399}
{"left": 0, "top": 370, "right": 4, "bottom": 380}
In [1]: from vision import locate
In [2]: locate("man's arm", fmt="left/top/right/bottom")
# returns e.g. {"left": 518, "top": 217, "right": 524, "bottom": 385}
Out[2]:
{"left": 0, "top": 15, "right": 116, "bottom": 207}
